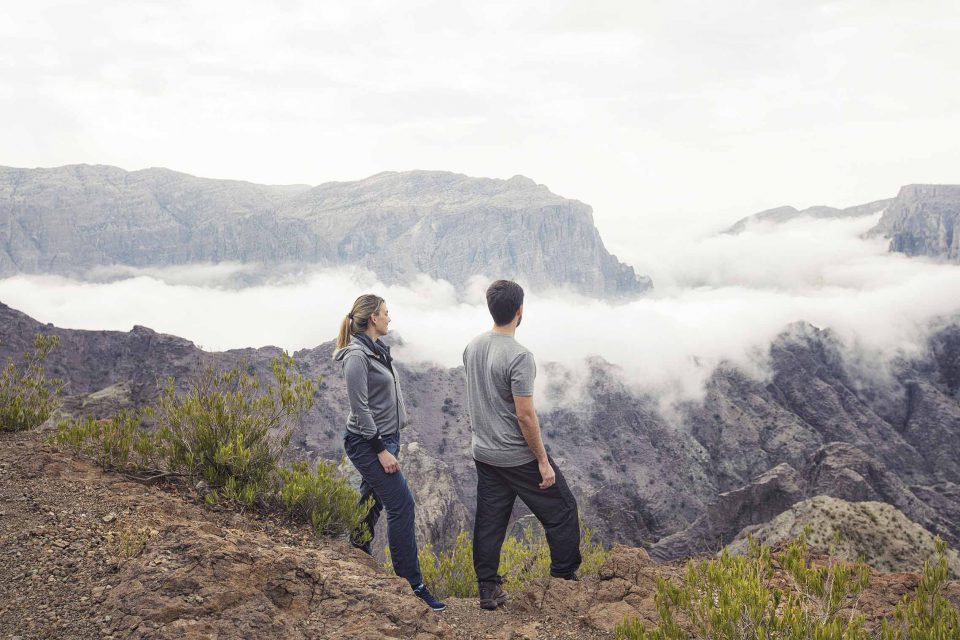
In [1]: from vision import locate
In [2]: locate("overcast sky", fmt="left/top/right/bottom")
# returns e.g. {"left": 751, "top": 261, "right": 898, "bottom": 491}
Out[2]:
{"left": 3, "top": 0, "right": 959, "bottom": 247}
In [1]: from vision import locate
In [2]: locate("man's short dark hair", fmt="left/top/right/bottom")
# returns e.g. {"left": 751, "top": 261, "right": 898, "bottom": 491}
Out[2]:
{"left": 486, "top": 280, "right": 524, "bottom": 326}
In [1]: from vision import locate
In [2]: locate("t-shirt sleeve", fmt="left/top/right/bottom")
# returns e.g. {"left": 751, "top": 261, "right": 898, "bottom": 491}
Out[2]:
{"left": 509, "top": 350, "right": 536, "bottom": 397}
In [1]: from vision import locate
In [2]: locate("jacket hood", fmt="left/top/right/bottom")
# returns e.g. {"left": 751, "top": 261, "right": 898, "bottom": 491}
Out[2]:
{"left": 333, "top": 339, "right": 370, "bottom": 362}
{"left": 333, "top": 335, "right": 376, "bottom": 362}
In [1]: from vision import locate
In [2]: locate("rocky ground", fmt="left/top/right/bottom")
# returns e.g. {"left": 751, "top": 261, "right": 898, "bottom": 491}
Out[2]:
{"left": 2, "top": 429, "right": 959, "bottom": 640}
{"left": 0, "top": 430, "right": 615, "bottom": 639}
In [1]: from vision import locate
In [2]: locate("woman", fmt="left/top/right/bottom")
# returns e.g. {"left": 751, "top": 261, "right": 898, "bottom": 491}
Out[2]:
{"left": 334, "top": 294, "right": 446, "bottom": 612}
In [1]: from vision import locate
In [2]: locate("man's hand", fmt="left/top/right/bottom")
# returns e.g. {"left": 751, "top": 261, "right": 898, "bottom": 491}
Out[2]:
{"left": 378, "top": 450, "right": 400, "bottom": 474}
{"left": 538, "top": 458, "right": 556, "bottom": 490}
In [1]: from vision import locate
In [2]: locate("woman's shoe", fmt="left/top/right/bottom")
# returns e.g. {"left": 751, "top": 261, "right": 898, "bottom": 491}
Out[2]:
{"left": 412, "top": 583, "right": 447, "bottom": 612}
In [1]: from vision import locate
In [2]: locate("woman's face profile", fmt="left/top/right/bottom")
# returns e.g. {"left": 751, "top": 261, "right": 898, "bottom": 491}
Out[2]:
{"left": 372, "top": 303, "right": 391, "bottom": 336}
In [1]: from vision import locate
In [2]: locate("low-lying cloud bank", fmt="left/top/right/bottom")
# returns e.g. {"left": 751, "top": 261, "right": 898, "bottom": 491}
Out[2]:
{"left": 2, "top": 213, "right": 959, "bottom": 407}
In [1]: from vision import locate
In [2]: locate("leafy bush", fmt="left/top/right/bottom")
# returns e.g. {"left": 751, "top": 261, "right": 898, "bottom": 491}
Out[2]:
{"left": 615, "top": 532, "right": 960, "bottom": 640}
{"left": 52, "top": 409, "right": 160, "bottom": 471}
{"left": 387, "top": 526, "right": 610, "bottom": 599}
{"left": 52, "top": 353, "right": 370, "bottom": 541}
{"left": 0, "top": 334, "right": 64, "bottom": 432}
{"left": 277, "top": 460, "right": 373, "bottom": 538}
{"left": 154, "top": 353, "right": 318, "bottom": 506}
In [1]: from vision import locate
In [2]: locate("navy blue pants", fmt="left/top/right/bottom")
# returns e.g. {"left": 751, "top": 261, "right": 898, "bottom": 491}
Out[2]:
{"left": 473, "top": 457, "right": 582, "bottom": 583}
{"left": 344, "top": 431, "right": 423, "bottom": 587}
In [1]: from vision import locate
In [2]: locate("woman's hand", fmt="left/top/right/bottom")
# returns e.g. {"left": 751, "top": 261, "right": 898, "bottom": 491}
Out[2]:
{"left": 378, "top": 450, "right": 400, "bottom": 474}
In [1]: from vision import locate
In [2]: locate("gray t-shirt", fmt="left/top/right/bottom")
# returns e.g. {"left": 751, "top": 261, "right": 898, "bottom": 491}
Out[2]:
{"left": 462, "top": 331, "right": 537, "bottom": 467}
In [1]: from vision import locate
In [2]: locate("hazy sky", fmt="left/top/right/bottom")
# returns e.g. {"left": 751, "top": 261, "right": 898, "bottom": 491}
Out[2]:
{"left": 3, "top": 0, "right": 960, "bottom": 247}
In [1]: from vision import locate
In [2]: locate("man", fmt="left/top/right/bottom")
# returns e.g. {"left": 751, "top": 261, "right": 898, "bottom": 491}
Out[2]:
{"left": 462, "top": 280, "right": 581, "bottom": 611}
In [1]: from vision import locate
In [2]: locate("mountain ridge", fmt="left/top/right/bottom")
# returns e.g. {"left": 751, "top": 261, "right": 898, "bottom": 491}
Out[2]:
{"left": 0, "top": 163, "right": 649, "bottom": 298}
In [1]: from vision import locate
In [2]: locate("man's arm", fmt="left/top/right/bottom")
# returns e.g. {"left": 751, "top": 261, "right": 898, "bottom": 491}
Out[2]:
{"left": 514, "top": 395, "right": 556, "bottom": 490}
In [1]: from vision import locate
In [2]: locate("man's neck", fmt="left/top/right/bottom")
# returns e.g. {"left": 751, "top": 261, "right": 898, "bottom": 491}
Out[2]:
{"left": 491, "top": 324, "right": 516, "bottom": 337}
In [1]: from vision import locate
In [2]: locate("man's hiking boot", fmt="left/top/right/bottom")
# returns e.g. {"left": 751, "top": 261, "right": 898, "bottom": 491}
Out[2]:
{"left": 552, "top": 573, "right": 579, "bottom": 581}
{"left": 478, "top": 580, "right": 509, "bottom": 610}
{"left": 413, "top": 583, "right": 447, "bottom": 612}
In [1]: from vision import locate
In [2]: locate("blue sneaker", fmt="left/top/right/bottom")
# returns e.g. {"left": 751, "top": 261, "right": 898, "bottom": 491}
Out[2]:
{"left": 412, "top": 583, "right": 447, "bottom": 612}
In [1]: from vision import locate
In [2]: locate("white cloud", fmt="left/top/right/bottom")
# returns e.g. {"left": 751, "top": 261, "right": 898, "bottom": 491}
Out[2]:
{"left": 2, "top": 215, "right": 959, "bottom": 410}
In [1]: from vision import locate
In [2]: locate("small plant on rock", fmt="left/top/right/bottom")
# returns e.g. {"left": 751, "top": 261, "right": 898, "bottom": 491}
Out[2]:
{"left": 386, "top": 526, "right": 610, "bottom": 599}
{"left": 52, "top": 409, "right": 160, "bottom": 472}
{"left": 615, "top": 531, "right": 871, "bottom": 640}
{"left": 880, "top": 536, "right": 960, "bottom": 640}
{"left": 277, "top": 460, "right": 373, "bottom": 538}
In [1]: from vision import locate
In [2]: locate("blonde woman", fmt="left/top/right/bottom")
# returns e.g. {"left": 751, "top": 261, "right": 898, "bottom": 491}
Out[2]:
{"left": 333, "top": 294, "right": 446, "bottom": 612}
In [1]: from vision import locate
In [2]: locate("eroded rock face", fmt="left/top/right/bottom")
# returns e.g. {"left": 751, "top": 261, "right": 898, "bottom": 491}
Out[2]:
{"left": 517, "top": 545, "right": 663, "bottom": 632}
{"left": 649, "top": 463, "right": 807, "bottom": 561}
{"left": 868, "top": 184, "right": 960, "bottom": 262}
{"left": 0, "top": 164, "right": 650, "bottom": 298}
{"left": 105, "top": 522, "right": 452, "bottom": 639}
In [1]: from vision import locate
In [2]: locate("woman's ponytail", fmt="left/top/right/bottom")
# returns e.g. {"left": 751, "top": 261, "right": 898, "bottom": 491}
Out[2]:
{"left": 334, "top": 294, "right": 385, "bottom": 351}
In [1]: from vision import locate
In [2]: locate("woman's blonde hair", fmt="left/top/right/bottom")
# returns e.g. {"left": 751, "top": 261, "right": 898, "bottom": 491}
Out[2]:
{"left": 336, "top": 294, "right": 385, "bottom": 350}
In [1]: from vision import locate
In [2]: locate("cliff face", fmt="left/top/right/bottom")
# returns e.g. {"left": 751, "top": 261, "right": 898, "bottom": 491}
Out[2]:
{"left": 3, "top": 301, "right": 959, "bottom": 559}
{"left": 868, "top": 184, "right": 960, "bottom": 262}
{"left": 0, "top": 165, "right": 650, "bottom": 298}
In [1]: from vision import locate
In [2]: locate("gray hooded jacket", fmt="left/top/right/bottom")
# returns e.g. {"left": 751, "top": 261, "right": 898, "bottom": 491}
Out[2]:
{"left": 334, "top": 335, "right": 409, "bottom": 442}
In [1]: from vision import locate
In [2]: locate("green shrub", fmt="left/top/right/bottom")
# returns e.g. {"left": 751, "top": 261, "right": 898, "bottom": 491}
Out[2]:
{"left": 0, "top": 334, "right": 64, "bottom": 432}
{"left": 387, "top": 526, "right": 611, "bottom": 599}
{"left": 880, "top": 536, "right": 960, "bottom": 640}
{"left": 52, "top": 409, "right": 160, "bottom": 471}
{"left": 616, "top": 532, "right": 960, "bottom": 640}
{"left": 277, "top": 460, "right": 373, "bottom": 538}
{"left": 154, "top": 353, "right": 318, "bottom": 506}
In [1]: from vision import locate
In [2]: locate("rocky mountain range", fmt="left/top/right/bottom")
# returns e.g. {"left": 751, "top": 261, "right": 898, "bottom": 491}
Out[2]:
{"left": 0, "top": 164, "right": 650, "bottom": 298}
{"left": 3, "top": 301, "right": 959, "bottom": 567}
{"left": 726, "top": 183, "right": 960, "bottom": 264}
{"left": 724, "top": 199, "right": 891, "bottom": 234}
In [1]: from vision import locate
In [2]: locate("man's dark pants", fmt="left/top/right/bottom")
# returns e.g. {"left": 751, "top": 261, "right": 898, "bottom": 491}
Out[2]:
{"left": 344, "top": 431, "right": 423, "bottom": 587}
{"left": 473, "top": 457, "right": 582, "bottom": 582}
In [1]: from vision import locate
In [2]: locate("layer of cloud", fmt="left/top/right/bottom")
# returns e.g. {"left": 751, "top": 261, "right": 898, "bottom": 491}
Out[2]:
{"left": 2, "top": 215, "right": 960, "bottom": 409}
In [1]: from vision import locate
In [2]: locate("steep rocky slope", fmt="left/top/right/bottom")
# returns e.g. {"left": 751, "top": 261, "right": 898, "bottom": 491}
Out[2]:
{"left": 2, "top": 301, "right": 959, "bottom": 560}
{"left": 0, "top": 165, "right": 649, "bottom": 297}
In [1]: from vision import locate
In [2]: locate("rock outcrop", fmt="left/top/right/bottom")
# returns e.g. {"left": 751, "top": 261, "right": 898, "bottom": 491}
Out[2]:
{"left": 0, "top": 164, "right": 650, "bottom": 298}
{"left": 726, "top": 496, "right": 960, "bottom": 577}
{"left": 649, "top": 463, "right": 806, "bottom": 561}
{"left": 868, "top": 184, "right": 960, "bottom": 262}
